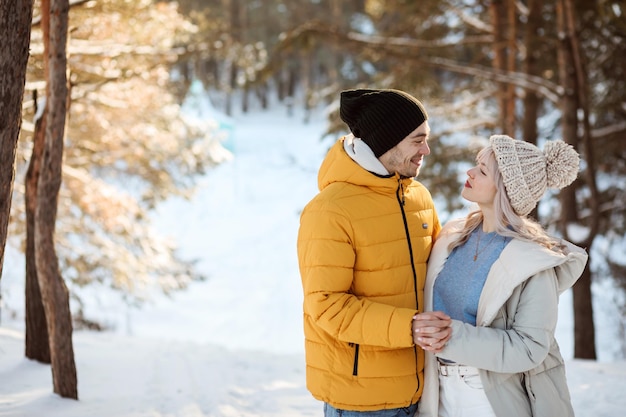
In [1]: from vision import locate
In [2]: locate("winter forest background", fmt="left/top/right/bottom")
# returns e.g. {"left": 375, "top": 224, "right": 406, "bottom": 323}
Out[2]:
{"left": 0, "top": 0, "right": 625, "bottom": 408}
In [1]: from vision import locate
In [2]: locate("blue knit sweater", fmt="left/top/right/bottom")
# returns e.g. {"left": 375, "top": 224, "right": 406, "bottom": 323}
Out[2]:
{"left": 433, "top": 226, "right": 511, "bottom": 326}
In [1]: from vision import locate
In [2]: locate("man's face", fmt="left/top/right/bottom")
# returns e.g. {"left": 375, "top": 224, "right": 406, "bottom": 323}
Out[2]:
{"left": 378, "top": 121, "right": 431, "bottom": 178}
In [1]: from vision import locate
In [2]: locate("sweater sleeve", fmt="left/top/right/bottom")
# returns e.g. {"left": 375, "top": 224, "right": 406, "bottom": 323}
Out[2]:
{"left": 435, "top": 269, "right": 559, "bottom": 373}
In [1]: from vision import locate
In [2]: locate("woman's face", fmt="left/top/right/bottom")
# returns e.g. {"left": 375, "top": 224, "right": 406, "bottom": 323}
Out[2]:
{"left": 461, "top": 154, "right": 497, "bottom": 207}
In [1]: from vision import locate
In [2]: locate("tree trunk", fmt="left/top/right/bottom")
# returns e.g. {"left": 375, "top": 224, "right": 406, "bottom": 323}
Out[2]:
{"left": 236, "top": 0, "right": 249, "bottom": 113}
{"left": 25, "top": 91, "right": 51, "bottom": 363}
{"left": 521, "top": 0, "right": 542, "bottom": 220}
{"left": 326, "top": 0, "right": 342, "bottom": 91}
{"left": 36, "top": 0, "right": 78, "bottom": 399}
{"left": 504, "top": 0, "right": 517, "bottom": 134}
{"left": 556, "top": 0, "right": 597, "bottom": 359}
{"left": 489, "top": 0, "right": 508, "bottom": 133}
{"left": 0, "top": 0, "right": 34, "bottom": 281}
{"left": 521, "top": 0, "right": 541, "bottom": 146}
{"left": 302, "top": 50, "right": 313, "bottom": 123}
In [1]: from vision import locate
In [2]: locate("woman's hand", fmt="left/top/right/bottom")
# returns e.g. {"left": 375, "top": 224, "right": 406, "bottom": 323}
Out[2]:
{"left": 413, "top": 311, "right": 452, "bottom": 353}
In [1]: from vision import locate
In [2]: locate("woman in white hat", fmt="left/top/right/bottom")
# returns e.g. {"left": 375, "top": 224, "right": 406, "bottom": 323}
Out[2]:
{"left": 414, "top": 135, "right": 587, "bottom": 417}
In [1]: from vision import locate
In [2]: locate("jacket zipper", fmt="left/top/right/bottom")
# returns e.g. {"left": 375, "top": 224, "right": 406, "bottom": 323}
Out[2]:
{"left": 350, "top": 343, "right": 359, "bottom": 376}
{"left": 396, "top": 179, "right": 421, "bottom": 396}
{"left": 396, "top": 180, "right": 419, "bottom": 312}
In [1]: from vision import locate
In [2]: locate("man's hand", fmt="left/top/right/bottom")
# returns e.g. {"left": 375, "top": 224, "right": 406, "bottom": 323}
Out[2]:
{"left": 412, "top": 311, "right": 452, "bottom": 353}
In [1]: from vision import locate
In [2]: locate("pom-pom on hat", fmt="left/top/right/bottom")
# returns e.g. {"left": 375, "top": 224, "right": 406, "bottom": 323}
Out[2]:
{"left": 339, "top": 89, "right": 428, "bottom": 158}
{"left": 490, "top": 135, "right": 580, "bottom": 216}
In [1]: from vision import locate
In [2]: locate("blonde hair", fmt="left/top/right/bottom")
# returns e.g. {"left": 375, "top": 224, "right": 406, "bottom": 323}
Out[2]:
{"left": 449, "top": 146, "right": 565, "bottom": 253}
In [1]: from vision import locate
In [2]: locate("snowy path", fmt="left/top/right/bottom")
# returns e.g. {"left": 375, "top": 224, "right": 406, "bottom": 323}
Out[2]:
{"left": 2, "top": 326, "right": 625, "bottom": 417}
{"left": 119, "top": 105, "right": 333, "bottom": 355}
{"left": 0, "top": 327, "right": 320, "bottom": 417}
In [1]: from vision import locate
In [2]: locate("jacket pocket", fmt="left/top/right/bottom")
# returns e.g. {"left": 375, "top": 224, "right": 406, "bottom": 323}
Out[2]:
{"left": 522, "top": 371, "right": 536, "bottom": 401}
{"left": 350, "top": 343, "right": 360, "bottom": 376}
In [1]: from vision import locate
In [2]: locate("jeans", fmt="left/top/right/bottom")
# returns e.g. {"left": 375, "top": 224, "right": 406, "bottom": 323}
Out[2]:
{"left": 324, "top": 402, "right": 418, "bottom": 417}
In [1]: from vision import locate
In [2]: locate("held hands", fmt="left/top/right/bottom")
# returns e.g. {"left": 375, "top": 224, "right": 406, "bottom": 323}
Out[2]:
{"left": 412, "top": 311, "right": 452, "bottom": 353}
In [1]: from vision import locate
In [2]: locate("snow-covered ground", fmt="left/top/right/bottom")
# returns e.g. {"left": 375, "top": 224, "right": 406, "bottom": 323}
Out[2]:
{"left": 1, "top": 97, "right": 625, "bottom": 416}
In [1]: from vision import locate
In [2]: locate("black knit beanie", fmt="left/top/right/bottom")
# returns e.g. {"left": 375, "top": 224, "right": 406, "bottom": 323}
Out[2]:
{"left": 339, "top": 89, "right": 428, "bottom": 158}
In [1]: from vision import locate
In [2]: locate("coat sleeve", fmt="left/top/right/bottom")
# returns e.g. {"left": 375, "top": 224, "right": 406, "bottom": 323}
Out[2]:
{"left": 297, "top": 201, "right": 416, "bottom": 348}
{"left": 436, "top": 269, "right": 559, "bottom": 373}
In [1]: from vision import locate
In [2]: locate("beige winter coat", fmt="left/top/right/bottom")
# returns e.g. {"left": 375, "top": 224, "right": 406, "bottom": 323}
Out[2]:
{"left": 417, "top": 218, "right": 588, "bottom": 417}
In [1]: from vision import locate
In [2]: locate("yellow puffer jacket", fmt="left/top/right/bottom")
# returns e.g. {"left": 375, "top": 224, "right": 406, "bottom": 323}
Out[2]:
{"left": 297, "top": 138, "right": 441, "bottom": 411}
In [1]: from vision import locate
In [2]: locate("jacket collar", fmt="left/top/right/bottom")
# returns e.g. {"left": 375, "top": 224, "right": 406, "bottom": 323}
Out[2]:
{"left": 317, "top": 137, "right": 412, "bottom": 194}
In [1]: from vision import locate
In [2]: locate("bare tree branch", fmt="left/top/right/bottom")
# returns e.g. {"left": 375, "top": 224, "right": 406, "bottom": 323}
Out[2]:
{"left": 31, "top": 0, "right": 90, "bottom": 26}
{"left": 278, "top": 21, "right": 562, "bottom": 103}
{"left": 591, "top": 121, "right": 626, "bottom": 141}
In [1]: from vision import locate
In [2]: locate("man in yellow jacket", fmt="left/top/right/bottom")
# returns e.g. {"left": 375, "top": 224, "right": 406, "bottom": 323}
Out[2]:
{"left": 298, "top": 89, "right": 452, "bottom": 416}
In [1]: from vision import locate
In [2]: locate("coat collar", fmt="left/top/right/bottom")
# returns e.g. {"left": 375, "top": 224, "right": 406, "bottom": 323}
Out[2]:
{"left": 426, "top": 218, "right": 588, "bottom": 325}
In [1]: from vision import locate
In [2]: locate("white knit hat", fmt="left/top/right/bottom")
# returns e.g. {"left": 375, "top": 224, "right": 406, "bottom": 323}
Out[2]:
{"left": 490, "top": 135, "right": 580, "bottom": 216}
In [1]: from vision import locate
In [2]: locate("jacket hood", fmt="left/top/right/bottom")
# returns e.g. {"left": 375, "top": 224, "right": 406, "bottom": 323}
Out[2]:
{"left": 435, "top": 218, "right": 587, "bottom": 291}
{"left": 318, "top": 137, "right": 412, "bottom": 195}
{"left": 497, "top": 237, "right": 587, "bottom": 294}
